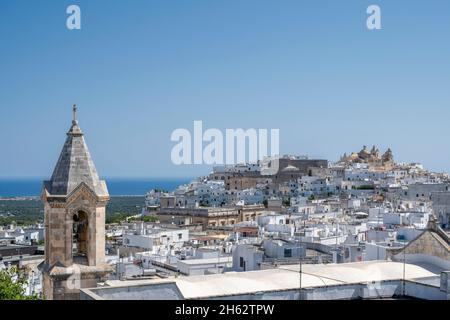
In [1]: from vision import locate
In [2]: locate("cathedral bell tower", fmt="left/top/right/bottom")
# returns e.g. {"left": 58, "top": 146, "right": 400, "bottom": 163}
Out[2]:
{"left": 39, "top": 105, "right": 112, "bottom": 300}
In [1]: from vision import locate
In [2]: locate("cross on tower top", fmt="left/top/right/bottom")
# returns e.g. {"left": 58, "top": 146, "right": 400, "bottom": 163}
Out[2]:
{"left": 72, "top": 104, "right": 77, "bottom": 124}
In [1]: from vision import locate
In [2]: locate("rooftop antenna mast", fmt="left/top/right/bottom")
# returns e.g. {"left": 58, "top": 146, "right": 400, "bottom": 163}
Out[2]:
{"left": 402, "top": 230, "right": 406, "bottom": 296}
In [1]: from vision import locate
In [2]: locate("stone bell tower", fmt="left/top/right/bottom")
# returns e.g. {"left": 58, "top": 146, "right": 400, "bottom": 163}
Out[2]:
{"left": 39, "top": 105, "right": 112, "bottom": 300}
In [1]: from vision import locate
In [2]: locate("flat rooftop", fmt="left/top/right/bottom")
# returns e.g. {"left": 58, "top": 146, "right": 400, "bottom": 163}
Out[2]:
{"left": 84, "top": 260, "right": 441, "bottom": 300}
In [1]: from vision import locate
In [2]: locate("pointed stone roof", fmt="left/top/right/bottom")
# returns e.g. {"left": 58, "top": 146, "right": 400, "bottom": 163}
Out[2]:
{"left": 43, "top": 106, "right": 108, "bottom": 198}
{"left": 387, "top": 215, "right": 450, "bottom": 267}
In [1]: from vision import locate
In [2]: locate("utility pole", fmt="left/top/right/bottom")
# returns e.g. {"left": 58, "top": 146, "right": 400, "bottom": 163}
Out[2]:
{"left": 334, "top": 222, "right": 339, "bottom": 263}
{"left": 402, "top": 235, "right": 406, "bottom": 296}
{"left": 376, "top": 226, "right": 379, "bottom": 260}
{"left": 217, "top": 243, "right": 221, "bottom": 274}
{"left": 312, "top": 223, "right": 316, "bottom": 263}
{"left": 299, "top": 220, "right": 305, "bottom": 300}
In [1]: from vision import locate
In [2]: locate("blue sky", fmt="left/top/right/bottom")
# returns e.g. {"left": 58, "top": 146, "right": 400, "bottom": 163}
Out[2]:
{"left": 1, "top": 0, "right": 449, "bottom": 178}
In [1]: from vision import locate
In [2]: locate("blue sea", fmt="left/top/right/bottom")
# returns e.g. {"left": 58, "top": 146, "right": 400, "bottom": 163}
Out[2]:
{"left": 0, "top": 178, "right": 192, "bottom": 197}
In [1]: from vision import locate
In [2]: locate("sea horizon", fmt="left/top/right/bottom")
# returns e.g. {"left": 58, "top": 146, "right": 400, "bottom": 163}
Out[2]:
{"left": 0, "top": 177, "right": 193, "bottom": 197}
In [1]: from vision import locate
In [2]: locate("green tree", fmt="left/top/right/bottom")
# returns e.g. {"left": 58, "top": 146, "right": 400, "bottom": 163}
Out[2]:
{"left": 356, "top": 185, "right": 374, "bottom": 190}
{"left": 106, "top": 212, "right": 133, "bottom": 224}
{"left": 0, "top": 267, "right": 39, "bottom": 300}
{"left": 142, "top": 215, "right": 158, "bottom": 223}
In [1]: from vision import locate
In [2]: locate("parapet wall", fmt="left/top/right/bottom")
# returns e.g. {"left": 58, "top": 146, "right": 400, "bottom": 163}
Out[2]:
{"left": 80, "top": 276, "right": 449, "bottom": 300}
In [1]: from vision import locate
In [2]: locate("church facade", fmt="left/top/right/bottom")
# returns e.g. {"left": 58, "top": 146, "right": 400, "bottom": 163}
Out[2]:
{"left": 38, "top": 106, "right": 112, "bottom": 300}
{"left": 340, "top": 145, "right": 394, "bottom": 170}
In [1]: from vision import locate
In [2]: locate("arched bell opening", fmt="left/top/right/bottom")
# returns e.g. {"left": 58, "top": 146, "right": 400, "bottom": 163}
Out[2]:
{"left": 72, "top": 210, "right": 89, "bottom": 265}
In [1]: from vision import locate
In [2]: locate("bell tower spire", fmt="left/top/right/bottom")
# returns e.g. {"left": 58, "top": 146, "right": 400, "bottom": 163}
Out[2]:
{"left": 39, "top": 106, "right": 112, "bottom": 300}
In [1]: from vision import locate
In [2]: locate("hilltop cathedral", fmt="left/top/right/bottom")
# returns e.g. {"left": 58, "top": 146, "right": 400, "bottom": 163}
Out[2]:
{"left": 340, "top": 145, "right": 394, "bottom": 170}
{"left": 38, "top": 105, "right": 112, "bottom": 300}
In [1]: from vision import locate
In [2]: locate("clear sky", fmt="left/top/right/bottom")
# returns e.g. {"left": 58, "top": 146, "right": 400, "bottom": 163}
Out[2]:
{"left": 1, "top": 0, "right": 450, "bottom": 178}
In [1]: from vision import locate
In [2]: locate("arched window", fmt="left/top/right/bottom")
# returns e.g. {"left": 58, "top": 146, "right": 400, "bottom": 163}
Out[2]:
{"left": 73, "top": 210, "right": 89, "bottom": 264}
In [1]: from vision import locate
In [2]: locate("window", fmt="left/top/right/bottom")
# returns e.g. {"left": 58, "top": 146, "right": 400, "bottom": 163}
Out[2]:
{"left": 178, "top": 233, "right": 182, "bottom": 240}
{"left": 239, "top": 257, "right": 244, "bottom": 268}
{"left": 284, "top": 248, "right": 292, "bottom": 258}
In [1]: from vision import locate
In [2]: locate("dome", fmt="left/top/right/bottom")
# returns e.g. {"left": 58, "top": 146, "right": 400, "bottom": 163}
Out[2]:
{"left": 359, "top": 145, "right": 370, "bottom": 155}
{"left": 282, "top": 165, "right": 299, "bottom": 172}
